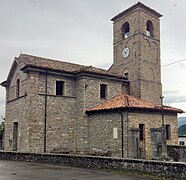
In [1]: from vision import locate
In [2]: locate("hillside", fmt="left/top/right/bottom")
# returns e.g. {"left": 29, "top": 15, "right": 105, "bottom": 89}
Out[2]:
{"left": 178, "top": 117, "right": 186, "bottom": 127}
{"left": 178, "top": 124, "right": 186, "bottom": 136}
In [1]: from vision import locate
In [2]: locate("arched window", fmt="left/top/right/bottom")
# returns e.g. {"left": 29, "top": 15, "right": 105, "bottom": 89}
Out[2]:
{"left": 16, "top": 79, "right": 20, "bottom": 98}
{"left": 123, "top": 68, "right": 129, "bottom": 79}
{"left": 146, "top": 20, "right": 154, "bottom": 37}
{"left": 122, "top": 22, "right": 130, "bottom": 39}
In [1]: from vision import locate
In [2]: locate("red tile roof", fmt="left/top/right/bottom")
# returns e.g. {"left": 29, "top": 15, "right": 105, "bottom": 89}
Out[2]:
{"left": 17, "top": 54, "right": 121, "bottom": 77}
{"left": 86, "top": 94, "right": 184, "bottom": 114}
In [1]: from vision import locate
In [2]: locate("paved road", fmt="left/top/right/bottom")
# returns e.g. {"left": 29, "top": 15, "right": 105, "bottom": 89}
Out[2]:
{"left": 0, "top": 160, "right": 157, "bottom": 180}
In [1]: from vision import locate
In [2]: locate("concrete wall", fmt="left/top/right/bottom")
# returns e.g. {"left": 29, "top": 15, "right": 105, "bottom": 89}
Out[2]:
{"left": 0, "top": 151, "right": 186, "bottom": 179}
{"left": 168, "top": 145, "right": 186, "bottom": 162}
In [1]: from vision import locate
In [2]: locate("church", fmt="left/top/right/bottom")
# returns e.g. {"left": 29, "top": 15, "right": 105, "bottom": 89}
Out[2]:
{"left": 1, "top": 2, "right": 183, "bottom": 159}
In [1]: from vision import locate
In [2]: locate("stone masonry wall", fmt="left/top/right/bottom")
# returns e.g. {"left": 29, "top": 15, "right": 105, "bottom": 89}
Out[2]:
{"left": 5, "top": 63, "right": 29, "bottom": 152}
{"left": 110, "top": 7, "right": 162, "bottom": 104}
{"left": 27, "top": 72, "right": 127, "bottom": 154}
{"left": 46, "top": 96, "right": 76, "bottom": 153}
{"left": 5, "top": 64, "right": 128, "bottom": 155}
{"left": 4, "top": 65, "right": 178, "bottom": 159}
{"left": 0, "top": 151, "right": 186, "bottom": 179}
{"left": 4, "top": 96, "right": 29, "bottom": 152}
{"left": 26, "top": 94, "right": 77, "bottom": 153}
{"left": 167, "top": 145, "right": 186, "bottom": 162}
{"left": 88, "top": 111, "right": 128, "bottom": 158}
{"left": 7, "top": 63, "right": 28, "bottom": 101}
{"left": 27, "top": 72, "right": 77, "bottom": 153}
{"left": 128, "top": 112, "right": 178, "bottom": 159}
{"left": 75, "top": 76, "right": 126, "bottom": 153}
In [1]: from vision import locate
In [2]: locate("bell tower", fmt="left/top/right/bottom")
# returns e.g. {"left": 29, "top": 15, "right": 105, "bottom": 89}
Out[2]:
{"left": 109, "top": 2, "right": 162, "bottom": 103}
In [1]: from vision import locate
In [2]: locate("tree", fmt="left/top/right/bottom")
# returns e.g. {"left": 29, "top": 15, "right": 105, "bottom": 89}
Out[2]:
{"left": 0, "top": 116, "right": 5, "bottom": 140}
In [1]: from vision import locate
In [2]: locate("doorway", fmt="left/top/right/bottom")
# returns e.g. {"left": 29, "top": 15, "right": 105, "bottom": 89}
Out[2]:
{"left": 13, "top": 122, "right": 18, "bottom": 151}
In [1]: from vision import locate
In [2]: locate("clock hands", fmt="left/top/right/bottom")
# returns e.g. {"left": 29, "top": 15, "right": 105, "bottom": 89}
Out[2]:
{"left": 122, "top": 47, "right": 130, "bottom": 58}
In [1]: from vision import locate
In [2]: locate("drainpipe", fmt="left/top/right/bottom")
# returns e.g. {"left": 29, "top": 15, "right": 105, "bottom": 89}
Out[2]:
{"left": 118, "top": 111, "right": 124, "bottom": 158}
{"left": 83, "top": 82, "right": 88, "bottom": 112}
{"left": 126, "top": 111, "right": 129, "bottom": 158}
{"left": 125, "top": 96, "right": 129, "bottom": 158}
{"left": 160, "top": 96, "right": 164, "bottom": 126}
{"left": 160, "top": 95, "right": 167, "bottom": 158}
{"left": 44, "top": 71, "right": 48, "bottom": 153}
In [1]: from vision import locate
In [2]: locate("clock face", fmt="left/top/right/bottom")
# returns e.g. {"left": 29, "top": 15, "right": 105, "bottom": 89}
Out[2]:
{"left": 122, "top": 47, "right": 130, "bottom": 58}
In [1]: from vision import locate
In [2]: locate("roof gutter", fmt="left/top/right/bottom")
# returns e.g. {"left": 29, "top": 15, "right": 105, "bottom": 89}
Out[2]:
{"left": 21, "top": 65, "right": 129, "bottom": 83}
{"left": 86, "top": 107, "right": 184, "bottom": 114}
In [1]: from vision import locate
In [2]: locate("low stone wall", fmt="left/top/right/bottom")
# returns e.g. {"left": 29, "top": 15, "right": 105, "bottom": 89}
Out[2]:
{"left": 0, "top": 151, "right": 186, "bottom": 178}
{"left": 168, "top": 145, "right": 186, "bottom": 162}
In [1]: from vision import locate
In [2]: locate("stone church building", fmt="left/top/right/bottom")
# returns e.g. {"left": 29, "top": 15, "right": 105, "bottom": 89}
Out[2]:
{"left": 1, "top": 2, "right": 183, "bottom": 159}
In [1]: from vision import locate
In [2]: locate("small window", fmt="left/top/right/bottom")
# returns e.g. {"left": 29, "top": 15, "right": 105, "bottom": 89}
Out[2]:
{"left": 146, "top": 20, "right": 154, "bottom": 37}
{"left": 166, "top": 125, "right": 171, "bottom": 140}
{"left": 16, "top": 79, "right": 20, "bottom": 98}
{"left": 100, "top": 84, "right": 107, "bottom": 99}
{"left": 122, "top": 22, "right": 130, "bottom": 39}
{"left": 124, "top": 73, "right": 129, "bottom": 79}
{"left": 139, "top": 124, "right": 145, "bottom": 141}
{"left": 179, "top": 141, "right": 185, "bottom": 145}
{"left": 123, "top": 68, "right": 129, "bottom": 79}
{"left": 13, "top": 122, "right": 18, "bottom": 151}
{"left": 56, "top": 81, "right": 64, "bottom": 95}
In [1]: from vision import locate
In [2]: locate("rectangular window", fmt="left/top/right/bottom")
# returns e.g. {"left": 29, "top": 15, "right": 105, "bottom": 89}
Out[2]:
{"left": 100, "top": 84, "right": 107, "bottom": 99}
{"left": 139, "top": 124, "right": 145, "bottom": 141}
{"left": 13, "top": 122, "right": 18, "bottom": 151}
{"left": 166, "top": 125, "right": 171, "bottom": 140}
{"left": 56, "top": 81, "right": 64, "bottom": 95}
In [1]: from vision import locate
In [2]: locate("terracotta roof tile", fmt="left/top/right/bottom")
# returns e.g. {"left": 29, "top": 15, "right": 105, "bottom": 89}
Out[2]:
{"left": 86, "top": 94, "right": 184, "bottom": 113}
{"left": 16, "top": 54, "right": 122, "bottom": 78}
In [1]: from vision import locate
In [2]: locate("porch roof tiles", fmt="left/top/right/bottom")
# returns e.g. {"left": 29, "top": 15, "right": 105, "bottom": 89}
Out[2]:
{"left": 86, "top": 94, "right": 184, "bottom": 114}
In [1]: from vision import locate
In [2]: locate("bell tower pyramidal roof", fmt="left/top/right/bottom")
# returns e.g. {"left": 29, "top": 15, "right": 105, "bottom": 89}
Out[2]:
{"left": 111, "top": 2, "right": 162, "bottom": 22}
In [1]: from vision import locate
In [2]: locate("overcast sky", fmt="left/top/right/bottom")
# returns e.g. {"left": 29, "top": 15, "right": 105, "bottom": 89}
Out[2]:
{"left": 0, "top": 0, "right": 186, "bottom": 118}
